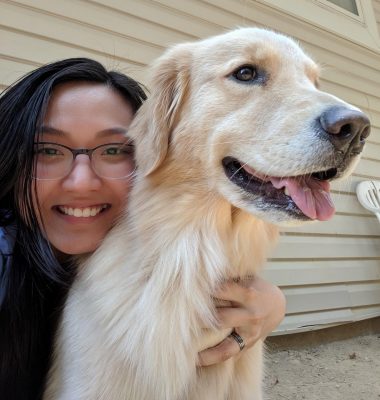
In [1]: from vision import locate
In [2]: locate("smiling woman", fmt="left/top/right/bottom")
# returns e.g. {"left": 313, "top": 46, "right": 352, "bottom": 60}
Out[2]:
{"left": 33, "top": 82, "right": 136, "bottom": 257}
{"left": 0, "top": 58, "right": 147, "bottom": 399}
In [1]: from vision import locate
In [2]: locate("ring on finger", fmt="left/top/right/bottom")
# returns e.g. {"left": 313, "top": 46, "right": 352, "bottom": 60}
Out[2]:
{"left": 229, "top": 330, "right": 245, "bottom": 351}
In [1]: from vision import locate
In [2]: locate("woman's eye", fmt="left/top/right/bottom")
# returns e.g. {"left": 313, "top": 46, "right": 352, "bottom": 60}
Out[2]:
{"left": 102, "top": 145, "right": 134, "bottom": 156}
{"left": 103, "top": 146, "right": 125, "bottom": 155}
{"left": 233, "top": 66, "right": 257, "bottom": 82}
{"left": 38, "top": 147, "right": 62, "bottom": 156}
{"left": 103, "top": 147, "right": 120, "bottom": 155}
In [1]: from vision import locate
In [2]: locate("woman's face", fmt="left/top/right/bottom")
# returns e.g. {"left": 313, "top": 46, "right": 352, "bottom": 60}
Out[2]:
{"left": 34, "top": 82, "right": 135, "bottom": 257}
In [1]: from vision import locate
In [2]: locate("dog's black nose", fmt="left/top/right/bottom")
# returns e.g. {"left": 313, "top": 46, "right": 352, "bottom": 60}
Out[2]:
{"left": 319, "top": 106, "right": 370, "bottom": 152}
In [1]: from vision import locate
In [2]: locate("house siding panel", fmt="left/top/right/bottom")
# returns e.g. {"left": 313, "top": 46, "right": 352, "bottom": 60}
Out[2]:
{"left": 373, "top": 0, "right": 380, "bottom": 36}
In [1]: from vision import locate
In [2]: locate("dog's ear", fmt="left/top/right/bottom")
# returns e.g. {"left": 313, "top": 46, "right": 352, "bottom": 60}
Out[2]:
{"left": 133, "top": 43, "right": 192, "bottom": 176}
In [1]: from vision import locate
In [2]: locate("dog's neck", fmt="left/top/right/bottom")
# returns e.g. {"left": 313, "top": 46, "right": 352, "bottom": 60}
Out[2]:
{"left": 125, "top": 169, "right": 279, "bottom": 281}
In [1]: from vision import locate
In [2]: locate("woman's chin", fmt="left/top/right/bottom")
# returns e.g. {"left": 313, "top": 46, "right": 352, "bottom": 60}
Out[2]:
{"left": 52, "top": 241, "right": 100, "bottom": 261}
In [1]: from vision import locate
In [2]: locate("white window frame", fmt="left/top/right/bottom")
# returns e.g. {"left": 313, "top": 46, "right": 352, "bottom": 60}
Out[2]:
{"left": 255, "top": 0, "right": 380, "bottom": 51}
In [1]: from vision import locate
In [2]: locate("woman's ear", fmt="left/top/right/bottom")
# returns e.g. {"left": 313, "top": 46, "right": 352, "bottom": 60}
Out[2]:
{"left": 130, "top": 43, "right": 192, "bottom": 176}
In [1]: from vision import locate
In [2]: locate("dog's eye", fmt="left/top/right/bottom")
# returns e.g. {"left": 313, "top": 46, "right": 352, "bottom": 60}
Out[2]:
{"left": 233, "top": 66, "right": 257, "bottom": 82}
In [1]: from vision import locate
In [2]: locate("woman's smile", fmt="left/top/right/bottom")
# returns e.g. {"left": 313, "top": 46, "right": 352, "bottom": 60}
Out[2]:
{"left": 55, "top": 204, "right": 110, "bottom": 218}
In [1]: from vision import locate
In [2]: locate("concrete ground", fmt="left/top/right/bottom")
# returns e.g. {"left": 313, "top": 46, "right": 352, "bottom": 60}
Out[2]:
{"left": 263, "top": 319, "right": 380, "bottom": 400}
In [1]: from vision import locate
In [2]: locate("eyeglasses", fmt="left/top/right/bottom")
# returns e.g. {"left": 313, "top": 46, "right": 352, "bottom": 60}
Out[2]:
{"left": 33, "top": 142, "right": 135, "bottom": 180}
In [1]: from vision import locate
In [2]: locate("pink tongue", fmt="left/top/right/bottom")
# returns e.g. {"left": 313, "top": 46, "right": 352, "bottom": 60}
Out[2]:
{"left": 271, "top": 177, "right": 335, "bottom": 221}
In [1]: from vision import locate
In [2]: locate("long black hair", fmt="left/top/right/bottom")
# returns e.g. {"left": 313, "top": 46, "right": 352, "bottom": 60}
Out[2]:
{"left": 0, "top": 58, "right": 147, "bottom": 399}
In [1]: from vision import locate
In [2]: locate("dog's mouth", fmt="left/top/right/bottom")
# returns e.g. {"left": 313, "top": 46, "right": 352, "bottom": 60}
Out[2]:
{"left": 222, "top": 157, "right": 338, "bottom": 221}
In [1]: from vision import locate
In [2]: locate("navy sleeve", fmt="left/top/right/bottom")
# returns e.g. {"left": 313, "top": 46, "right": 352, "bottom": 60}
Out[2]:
{"left": 0, "top": 223, "right": 15, "bottom": 252}
{"left": 0, "top": 224, "right": 16, "bottom": 306}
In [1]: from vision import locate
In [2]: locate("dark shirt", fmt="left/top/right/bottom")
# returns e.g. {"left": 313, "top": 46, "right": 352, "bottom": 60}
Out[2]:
{"left": 0, "top": 223, "right": 70, "bottom": 400}
{"left": 0, "top": 222, "right": 16, "bottom": 305}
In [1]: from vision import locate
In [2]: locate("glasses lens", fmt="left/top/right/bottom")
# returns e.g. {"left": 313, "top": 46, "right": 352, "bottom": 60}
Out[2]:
{"left": 33, "top": 143, "right": 73, "bottom": 180}
{"left": 92, "top": 143, "right": 135, "bottom": 179}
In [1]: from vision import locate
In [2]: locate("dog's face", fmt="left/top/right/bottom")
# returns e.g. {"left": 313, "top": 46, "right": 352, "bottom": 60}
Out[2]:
{"left": 130, "top": 28, "right": 370, "bottom": 226}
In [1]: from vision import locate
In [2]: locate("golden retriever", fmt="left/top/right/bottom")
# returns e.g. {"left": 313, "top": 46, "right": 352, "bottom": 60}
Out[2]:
{"left": 44, "top": 28, "right": 370, "bottom": 400}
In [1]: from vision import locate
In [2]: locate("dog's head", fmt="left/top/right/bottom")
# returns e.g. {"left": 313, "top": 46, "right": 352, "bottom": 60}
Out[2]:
{"left": 129, "top": 28, "right": 370, "bottom": 226}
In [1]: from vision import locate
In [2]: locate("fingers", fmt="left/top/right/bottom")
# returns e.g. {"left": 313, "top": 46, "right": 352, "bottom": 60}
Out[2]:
{"left": 198, "top": 277, "right": 286, "bottom": 367}
{"left": 216, "top": 307, "right": 262, "bottom": 329}
{"left": 213, "top": 278, "right": 258, "bottom": 306}
{"left": 214, "top": 277, "right": 286, "bottom": 333}
{"left": 197, "top": 332, "right": 243, "bottom": 367}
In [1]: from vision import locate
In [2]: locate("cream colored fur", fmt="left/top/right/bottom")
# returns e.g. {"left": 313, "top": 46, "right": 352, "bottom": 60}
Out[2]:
{"left": 44, "top": 28, "right": 363, "bottom": 400}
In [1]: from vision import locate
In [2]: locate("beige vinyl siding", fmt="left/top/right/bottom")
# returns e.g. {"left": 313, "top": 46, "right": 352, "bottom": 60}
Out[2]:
{"left": 374, "top": 0, "right": 380, "bottom": 36}
{"left": 1, "top": 0, "right": 380, "bottom": 335}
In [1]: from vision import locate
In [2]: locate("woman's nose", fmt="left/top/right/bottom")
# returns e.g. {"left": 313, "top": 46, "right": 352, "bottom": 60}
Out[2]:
{"left": 62, "top": 155, "right": 102, "bottom": 191}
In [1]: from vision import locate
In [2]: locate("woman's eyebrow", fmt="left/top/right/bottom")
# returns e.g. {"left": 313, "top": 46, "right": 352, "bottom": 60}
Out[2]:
{"left": 39, "top": 125, "right": 64, "bottom": 135}
{"left": 38, "top": 126, "right": 128, "bottom": 137}
{"left": 95, "top": 127, "right": 128, "bottom": 137}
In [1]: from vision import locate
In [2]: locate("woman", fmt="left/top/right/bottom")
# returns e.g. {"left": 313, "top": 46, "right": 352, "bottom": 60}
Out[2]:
{"left": 0, "top": 58, "right": 285, "bottom": 400}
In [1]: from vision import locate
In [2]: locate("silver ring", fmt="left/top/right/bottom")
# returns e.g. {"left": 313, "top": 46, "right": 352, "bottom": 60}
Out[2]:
{"left": 229, "top": 331, "right": 245, "bottom": 351}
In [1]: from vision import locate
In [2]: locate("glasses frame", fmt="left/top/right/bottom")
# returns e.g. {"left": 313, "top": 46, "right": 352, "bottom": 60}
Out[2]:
{"left": 33, "top": 141, "right": 136, "bottom": 181}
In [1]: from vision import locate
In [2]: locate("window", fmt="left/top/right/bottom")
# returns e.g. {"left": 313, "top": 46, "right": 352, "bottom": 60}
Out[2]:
{"left": 256, "top": 0, "right": 380, "bottom": 51}
{"left": 327, "top": 0, "right": 359, "bottom": 15}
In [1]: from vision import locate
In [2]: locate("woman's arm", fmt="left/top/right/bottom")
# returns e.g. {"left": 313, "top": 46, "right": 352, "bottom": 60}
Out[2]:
{"left": 198, "top": 276, "right": 286, "bottom": 366}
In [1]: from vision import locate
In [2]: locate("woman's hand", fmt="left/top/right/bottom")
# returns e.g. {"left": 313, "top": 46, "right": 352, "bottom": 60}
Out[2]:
{"left": 197, "top": 276, "right": 286, "bottom": 367}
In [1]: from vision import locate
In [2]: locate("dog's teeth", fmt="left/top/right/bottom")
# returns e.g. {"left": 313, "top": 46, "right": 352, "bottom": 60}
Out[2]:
{"left": 284, "top": 187, "right": 290, "bottom": 196}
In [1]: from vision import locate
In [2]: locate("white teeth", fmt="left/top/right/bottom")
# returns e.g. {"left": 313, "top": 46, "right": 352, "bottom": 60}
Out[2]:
{"left": 284, "top": 187, "right": 290, "bottom": 196}
{"left": 58, "top": 205, "right": 107, "bottom": 218}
